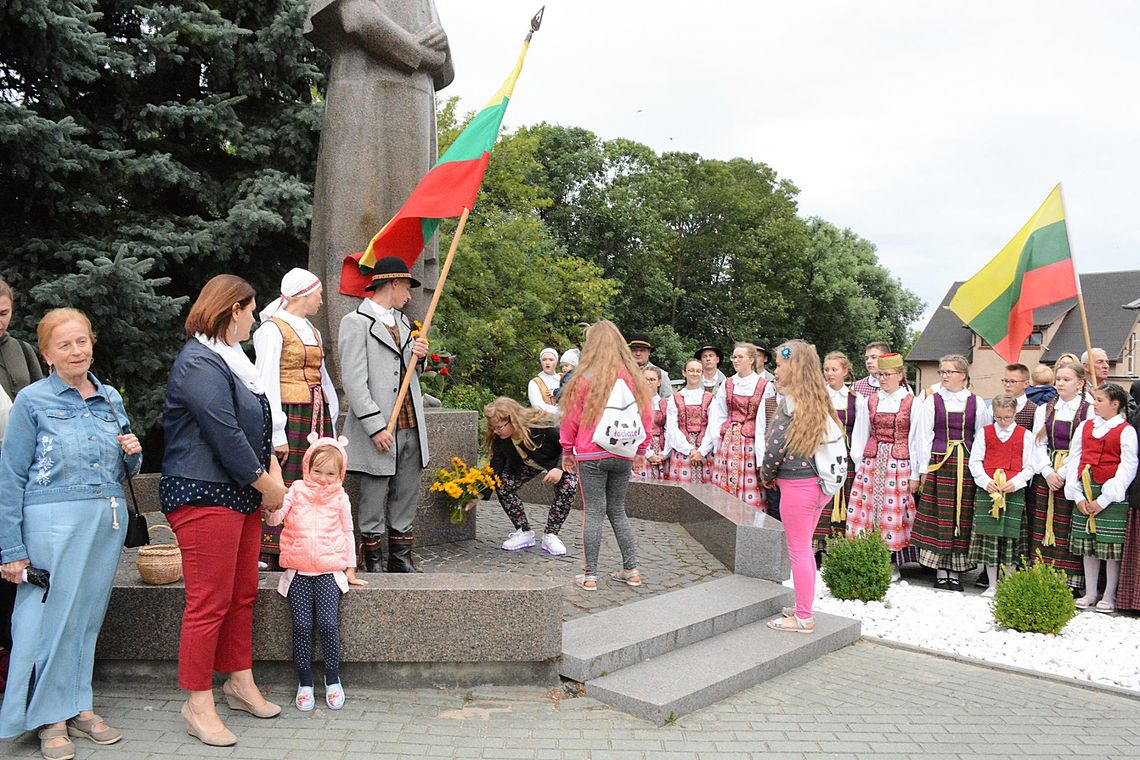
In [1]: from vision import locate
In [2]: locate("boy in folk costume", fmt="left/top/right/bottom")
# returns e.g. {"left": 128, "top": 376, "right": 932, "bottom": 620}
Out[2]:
{"left": 627, "top": 333, "right": 672, "bottom": 399}
{"left": 527, "top": 347, "right": 561, "bottom": 416}
{"left": 852, "top": 341, "right": 891, "bottom": 398}
{"left": 694, "top": 343, "right": 726, "bottom": 396}
{"left": 1062, "top": 383, "right": 1138, "bottom": 612}
{"left": 1027, "top": 361, "right": 1093, "bottom": 590}
{"left": 816, "top": 351, "right": 866, "bottom": 562}
{"left": 912, "top": 355, "right": 990, "bottom": 592}
{"left": 968, "top": 394, "right": 1034, "bottom": 598}
{"left": 253, "top": 268, "right": 339, "bottom": 571}
{"left": 666, "top": 359, "right": 715, "bottom": 484}
{"left": 846, "top": 353, "right": 923, "bottom": 578}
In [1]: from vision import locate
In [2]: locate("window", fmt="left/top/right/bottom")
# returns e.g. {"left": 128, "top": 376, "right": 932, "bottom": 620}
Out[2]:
{"left": 977, "top": 329, "right": 1043, "bottom": 348}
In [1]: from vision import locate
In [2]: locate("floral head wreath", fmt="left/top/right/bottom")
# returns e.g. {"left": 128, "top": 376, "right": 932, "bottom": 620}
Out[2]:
{"left": 780, "top": 346, "right": 792, "bottom": 360}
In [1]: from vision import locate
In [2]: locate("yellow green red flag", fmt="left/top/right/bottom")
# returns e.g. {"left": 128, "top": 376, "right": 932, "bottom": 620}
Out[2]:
{"left": 948, "top": 185, "right": 1078, "bottom": 363}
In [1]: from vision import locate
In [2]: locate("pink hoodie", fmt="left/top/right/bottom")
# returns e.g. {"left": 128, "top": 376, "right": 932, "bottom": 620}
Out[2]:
{"left": 559, "top": 370, "right": 653, "bottom": 461}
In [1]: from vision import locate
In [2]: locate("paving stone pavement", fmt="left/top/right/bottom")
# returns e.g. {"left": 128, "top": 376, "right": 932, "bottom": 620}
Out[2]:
{"left": 413, "top": 499, "right": 731, "bottom": 621}
{"left": 3, "top": 641, "right": 1138, "bottom": 759}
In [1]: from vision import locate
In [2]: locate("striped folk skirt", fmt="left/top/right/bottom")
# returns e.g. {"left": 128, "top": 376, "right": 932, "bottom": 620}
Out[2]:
{"left": 911, "top": 449, "right": 977, "bottom": 571}
{"left": 846, "top": 443, "right": 916, "bottom": 555}
{"left": 1117, "top": 508, "right": 1140, "bottom": 611}
{"left": 814, "top": 455, "right": 855, "bottom": 554}
{"left": 968, "top": 490, "right": 1025, "bottom": 568}
{"left": 1027, "top": 475, "right": 1084, "bottom": 588}
{"left": 668, "top": 431, "right": 709, "bottom": 484}
{"left": 261, "top": 400, "right": 334, "bottom": 557}
{"left": 1070, "top": 481, "right": 1127, "bottom": 560}
{"left": 711, "top": 424, "right": 765, "bottom": 510}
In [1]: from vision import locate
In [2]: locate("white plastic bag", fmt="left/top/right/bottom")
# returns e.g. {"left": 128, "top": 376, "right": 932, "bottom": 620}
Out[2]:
{"left": 590, "top": 379, "right": 646, "bottom": 457}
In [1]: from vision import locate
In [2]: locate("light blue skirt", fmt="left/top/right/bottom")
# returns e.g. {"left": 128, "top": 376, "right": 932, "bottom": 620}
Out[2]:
{"left": 0, "top": 497, "right": 125, "bottom": 737}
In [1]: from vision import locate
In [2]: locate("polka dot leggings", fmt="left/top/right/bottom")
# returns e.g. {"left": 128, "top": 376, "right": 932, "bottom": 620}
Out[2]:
{"left": 287, "top": 573, "right": 342, "bottom": 687}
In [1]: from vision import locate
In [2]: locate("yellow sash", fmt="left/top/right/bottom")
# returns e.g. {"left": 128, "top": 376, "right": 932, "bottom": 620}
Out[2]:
{"left": 1080, "top": 465, "right": 1098, "bottom": 534}
{"left": 831, "top": 487, "right": 847, "bottom": 523}
{"left": 1042, "top": 449, "right": 1067, "bottom": 546}
{"left": 990, "top": 469, "right": 1007, "bottom": 519}
{"left": 928, "top": 440, "right": 968, "bottom": 535}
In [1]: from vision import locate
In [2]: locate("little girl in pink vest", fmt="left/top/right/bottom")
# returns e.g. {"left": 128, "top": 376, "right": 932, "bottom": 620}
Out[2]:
{"left": 264, "top": 434, "right": 366, "bottom": 711}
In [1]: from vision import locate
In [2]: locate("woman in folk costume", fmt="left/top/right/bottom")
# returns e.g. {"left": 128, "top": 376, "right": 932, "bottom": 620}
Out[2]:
{"left": 705, "top": 342, "right": 774, "bottom": 509}
{"left": 1062, "top": 383, "right": 1138, "bottom": 612}
{"left": 253, "top": 268, "right": 338, "bottom": 571}
{"left": 632, "top": 366, "right": 670, "bottom": 481}
{"left": 911, "top": 355, "right": 989, "bottom": 591}
{"left": 967, "top": 394, "right": 1035, "bottom": 597}
{"left": 1027, "top": 361, "right": 1093, "bottom": 590}
{"left": 527, "top": 347, "right": 561, "bottom": 416}
{"left": 666, "top": 359, "right": 714, "bottom": 484}
{"left": 815, "top": 352, "right": 865, "bottom": 560}
{"left": 846, "top": 353, "right": 923, "bottom": 577}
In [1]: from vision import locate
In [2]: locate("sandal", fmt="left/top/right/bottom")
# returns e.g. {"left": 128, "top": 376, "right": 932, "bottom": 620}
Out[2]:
{"left": 1095, "top": 599, "right": 1116, "bottom": 613}
{"left": 766, "top": 615, "right": 815, "bottom": 634}
{"left": 574, "top": 574, "right": 597, "bottom": 591}
{"left": 67, "top": 713, "right": 122, "bottom": 745}
{"left": 609, "top": 568, "right": 643, "bottom": 587}
{"left": 1075, "top": 596, "right": 1097, "bottom": 610}
{"left": 38, "top": 726, "right": 76, "bottom": 760}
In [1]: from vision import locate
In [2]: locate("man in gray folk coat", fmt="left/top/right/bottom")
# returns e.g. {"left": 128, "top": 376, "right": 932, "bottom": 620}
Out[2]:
{"left": 339, "top": 256, "right": 430, "bottom": 572}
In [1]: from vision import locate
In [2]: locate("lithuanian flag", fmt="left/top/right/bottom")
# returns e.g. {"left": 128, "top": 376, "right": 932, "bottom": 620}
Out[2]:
{"left": 948, "top": 185, "right": 1078, "bottom": 363}
{"left": 339, "top": 24, "right": 538, "bottom": 297}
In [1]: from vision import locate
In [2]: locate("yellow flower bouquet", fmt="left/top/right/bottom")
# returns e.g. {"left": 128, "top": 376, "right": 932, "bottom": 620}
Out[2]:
{"left": 429, "top": 457, "right": 500, "bottom": 524}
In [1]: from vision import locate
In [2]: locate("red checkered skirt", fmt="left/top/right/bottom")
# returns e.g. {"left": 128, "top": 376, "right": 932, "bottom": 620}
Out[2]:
{"left": 846, "top": 442, "right": 915, "bottom": 553}
{"left": 711, "top": 423, "right": 765, "bottom": 509}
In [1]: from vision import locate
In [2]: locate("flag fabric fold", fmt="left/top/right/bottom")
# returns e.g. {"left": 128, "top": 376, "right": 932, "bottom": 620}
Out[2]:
{"left": 948, "top": 184, "right": 1078, "bottom": 364}
{"left": 340, "top": 42, "right": 532, "bottom": 297}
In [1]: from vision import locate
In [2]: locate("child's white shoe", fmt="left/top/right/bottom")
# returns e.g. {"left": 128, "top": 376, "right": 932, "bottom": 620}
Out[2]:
{"left": 295, "top": 685, "right": 315, "bottom": 712}
{"left": 325, "top": 681, "right": 345, "bottom": 710}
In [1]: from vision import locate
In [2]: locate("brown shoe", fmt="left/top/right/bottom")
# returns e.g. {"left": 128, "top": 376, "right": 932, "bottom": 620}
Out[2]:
{"left": 66, "top": 713, "right": 122, "bottom": 745}
{"left": 37, "top": 726, "right": 76, "bottom": 760}
{"left": 223, "top": 679, "right": 281, "bottom": 718}
{"left": 181, "top": 701, "right": 237, "bottom": 747}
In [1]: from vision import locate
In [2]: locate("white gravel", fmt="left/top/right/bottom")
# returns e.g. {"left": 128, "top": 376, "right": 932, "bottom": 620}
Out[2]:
{"left": 789, "top": 573, "right": 1140, "bottom": 692}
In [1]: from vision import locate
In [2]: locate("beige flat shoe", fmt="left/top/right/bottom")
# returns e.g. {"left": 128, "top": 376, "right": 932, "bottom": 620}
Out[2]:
{"left": 181, "top": 701, "right": 237, "bottom": 747}
{"left": 223, "top": 679, "right": 281, "bottom": 718}
{"left": 38, "top": 726, "right": 76, "bottom": 760}
{"left": 67, "top": 713, "right": 122, "bottom": 745}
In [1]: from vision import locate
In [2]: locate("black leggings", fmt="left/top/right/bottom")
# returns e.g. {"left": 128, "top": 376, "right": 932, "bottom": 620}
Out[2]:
{"left": 287, "top": 573, "right": 342, "bottom": 687}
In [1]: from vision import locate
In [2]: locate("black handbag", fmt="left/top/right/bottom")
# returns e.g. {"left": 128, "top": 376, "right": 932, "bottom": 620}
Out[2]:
{"left": 107, "top": 403, "right": 149, "bottom": 548}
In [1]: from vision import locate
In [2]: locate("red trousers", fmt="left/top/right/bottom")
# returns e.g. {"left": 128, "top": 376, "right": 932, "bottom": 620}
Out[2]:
{"left": 168, "top": 506, "right": 261, "bottom": 691}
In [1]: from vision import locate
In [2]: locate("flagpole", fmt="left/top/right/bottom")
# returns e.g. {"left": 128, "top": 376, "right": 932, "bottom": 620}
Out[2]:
{"left": 1056, "top": 183, "right": 1098, "bottom": 387}
{"left": 387, "top": 207, "right": 471, "bottom": 436}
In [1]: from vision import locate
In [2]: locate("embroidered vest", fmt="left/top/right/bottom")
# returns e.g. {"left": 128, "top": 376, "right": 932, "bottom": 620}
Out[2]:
{"left": 723, "top": 376, "right": 766, "bottom": 439}
{"left": 1014, "top": 398, "right": 1038, "bottom": 431}
{"left": 930, "top": 393, "right": 978, "bottom": 454}
{"left": 863, "top": 393, "right": 913, "bottom": 460}
{"left": 650, "top": 398, "right": 667, "bottom": 442}
{"left": 982, "top": 425, "right": 1026, "bottom": 479}
{"left": 1080, "top": 422, "right": 1125, "bottom": 483}
{"left": 675, "top": 391, "right": 713, "bottom": 436}
{"left": 1044, "top": 400, "right": 1090, "bottom": 453}
{"left": 272, "top": 317, "right": 324, "bottom": 404}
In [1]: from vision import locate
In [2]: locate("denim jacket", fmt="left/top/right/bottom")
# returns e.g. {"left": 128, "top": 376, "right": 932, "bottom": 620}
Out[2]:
{"left": 0, "top": 372, "right": 142, "bottom": 563}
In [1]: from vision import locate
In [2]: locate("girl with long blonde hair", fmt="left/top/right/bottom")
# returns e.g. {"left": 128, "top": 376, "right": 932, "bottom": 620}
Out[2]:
{"left": 705, "top": 342, "right": 773, "bottom": 509}
{"left": 559, "top": 320, "right": 653, "bottom": 590}
{"left": 760, "top": 341, "right": 846, "bottom": 632}
{"left": 483, "top": 397, "right": 577, "bottom": 556}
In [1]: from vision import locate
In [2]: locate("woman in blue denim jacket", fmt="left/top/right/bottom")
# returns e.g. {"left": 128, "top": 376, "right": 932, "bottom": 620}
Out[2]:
{"left": 0, "top": 308, "right": 142, "bottom": 758}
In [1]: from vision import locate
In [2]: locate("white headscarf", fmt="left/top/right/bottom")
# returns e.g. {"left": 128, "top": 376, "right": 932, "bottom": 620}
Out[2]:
{"left": 539, "top": 347, "right": 559, "bottom": 362}
{"left": 195, "top": 334, "right": 265, "bottom": 395}
{"left": 258, "top": 268, "right": 322, "bottom": 322}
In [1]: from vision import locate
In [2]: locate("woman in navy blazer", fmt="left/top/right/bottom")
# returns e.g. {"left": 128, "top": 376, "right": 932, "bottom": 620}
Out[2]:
{"left": 161, "top": 275, "right": 288, "bottom": 746}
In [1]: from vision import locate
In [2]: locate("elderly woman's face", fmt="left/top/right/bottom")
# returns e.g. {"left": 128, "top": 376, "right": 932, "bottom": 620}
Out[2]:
{"left": 0, "top": 295, "right": 12, "bottom": 339}
{"left": 43, "top": 319, "right": 93, "bottom": 383}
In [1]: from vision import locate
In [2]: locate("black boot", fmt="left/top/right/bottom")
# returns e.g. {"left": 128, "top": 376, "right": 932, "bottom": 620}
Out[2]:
{"left": 387, "top": 529, "right": 422, "bottom": 573}
{"left": 362, "top": 534, "right": 385, "bottom": 573}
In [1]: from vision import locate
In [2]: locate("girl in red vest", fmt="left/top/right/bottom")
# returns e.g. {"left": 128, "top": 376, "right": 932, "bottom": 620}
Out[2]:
{"left": 666, "top": 359, "right": 714, "bottom": 483}
{"left": 708, "top": 342, "right": 773, "bottom": 509}
{"left": 265, "top": 435, "right": 366, "bottom": 711}
{"left": 632, "top": 366, "right": 671, "bottom": 481}
{"left": 967, "top": 394, "right": 1035, "bottom": 597}
{"left": 1063, "top": 383, "right": 1139, "bottom": 612}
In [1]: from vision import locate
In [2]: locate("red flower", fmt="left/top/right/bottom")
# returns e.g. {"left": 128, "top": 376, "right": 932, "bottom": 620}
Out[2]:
{"left": 441, "top": 356, "right": 451, "bottom": 364}
{"left": 430, "top": 353, "right": 440, "bottom": 363}
{"left": 439, "top": 366, "right": 450, "bottom": 377}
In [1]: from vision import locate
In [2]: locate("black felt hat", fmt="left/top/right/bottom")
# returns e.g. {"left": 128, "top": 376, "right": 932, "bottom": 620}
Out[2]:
{"left": 363, "top": 256, "right": 422, "bottom": 291}
{"left": 752, "top": 341, "right": 772, "bottom": 362}
{"left": 694, "top": 343, "right": 723, "bottom": 361}
{"left": 627, "top": 332, "right": 653, "bottom": 350}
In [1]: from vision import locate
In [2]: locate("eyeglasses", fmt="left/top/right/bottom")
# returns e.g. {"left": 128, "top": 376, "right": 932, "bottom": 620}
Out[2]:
{"left": 937, "top": 370, "right": 964, "bottom": 376}
{"left": 1000, "top": 378, "right": 1028, "bottom": 385}
{"left": 491, "top": 420, "right": 511, "bottom": 433}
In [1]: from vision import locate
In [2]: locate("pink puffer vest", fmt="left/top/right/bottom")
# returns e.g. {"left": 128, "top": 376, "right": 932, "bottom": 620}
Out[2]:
{"left": 280, "top": 434, "right": 351, "bottom": 574}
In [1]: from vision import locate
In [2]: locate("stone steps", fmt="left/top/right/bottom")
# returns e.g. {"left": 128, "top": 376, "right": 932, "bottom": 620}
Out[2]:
{"left": 561, "top": 576, "right": 860, "bottom": 724}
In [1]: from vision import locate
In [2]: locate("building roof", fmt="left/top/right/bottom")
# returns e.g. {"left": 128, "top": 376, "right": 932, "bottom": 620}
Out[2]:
{"left": 908, "top": 270, "right": 1140, "bottom": 363}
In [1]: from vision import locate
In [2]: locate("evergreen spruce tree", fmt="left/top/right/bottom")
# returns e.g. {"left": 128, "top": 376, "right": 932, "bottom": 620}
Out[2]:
{"left": 1, "top": 0, "right": 324, "bottom": 434}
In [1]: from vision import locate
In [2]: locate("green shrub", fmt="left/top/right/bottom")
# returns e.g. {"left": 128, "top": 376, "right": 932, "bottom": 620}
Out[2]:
{"left": 440, "top": 384, "right": 498, "bottom": 412}
{"left": 992, "top": 551, "right": 1077, "bottom": 634}
{"left": 822, "top": 532, "right": 892, "bottom": 602}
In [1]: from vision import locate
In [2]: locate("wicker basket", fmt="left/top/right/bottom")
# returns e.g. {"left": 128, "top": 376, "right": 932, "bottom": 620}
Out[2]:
{"left": 136, "top": 524, "right": 183, "bottom": 585}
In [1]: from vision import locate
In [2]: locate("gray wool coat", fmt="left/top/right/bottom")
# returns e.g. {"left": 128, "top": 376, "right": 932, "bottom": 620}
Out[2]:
{"left": 338, "top": 302, "right": 430, "bottom": 476}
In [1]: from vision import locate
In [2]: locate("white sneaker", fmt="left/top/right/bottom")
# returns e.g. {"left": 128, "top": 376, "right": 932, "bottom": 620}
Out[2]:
{"left": 295, "top": 685, "right": 315, "bottom": 712}
{"left": 981, "top": 586, "right": 996, "bottom": 599}
{"left": 501, "top": 529, "right": 535, "bottom": 551}
{"left": 890, "top": 566, "right": 901, "bottom": 583}
{"left": 541, "top": 533, "right": 567, "bottom": 556}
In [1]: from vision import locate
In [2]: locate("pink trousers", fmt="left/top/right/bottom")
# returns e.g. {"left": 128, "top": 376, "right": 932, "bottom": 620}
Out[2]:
{"left": 777, "top": 478, "right": 828, "bottom": 620}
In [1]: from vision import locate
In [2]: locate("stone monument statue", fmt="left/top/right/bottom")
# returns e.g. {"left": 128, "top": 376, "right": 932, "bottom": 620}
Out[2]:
{"left": 304, "top": 0, "right": 454, "bottom": 383}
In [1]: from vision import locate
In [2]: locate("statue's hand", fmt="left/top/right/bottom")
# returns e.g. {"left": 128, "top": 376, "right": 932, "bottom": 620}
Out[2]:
{"left": 418, "top": 23, "right": 448, "bottom": 51}
{"left": 419, "top": 44, "right": 446, "bottom": 70}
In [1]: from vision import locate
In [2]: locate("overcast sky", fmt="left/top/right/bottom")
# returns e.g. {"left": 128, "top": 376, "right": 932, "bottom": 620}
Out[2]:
{"left": 434, "top": 1, "right": 1140, "bottom": 325}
